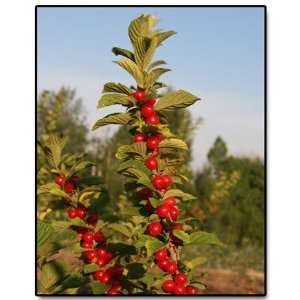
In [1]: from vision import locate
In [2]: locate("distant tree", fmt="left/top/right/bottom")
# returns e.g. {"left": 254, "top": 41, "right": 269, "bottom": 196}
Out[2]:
{"left": 207, "top": 136, "right": 228, "bottom": 173}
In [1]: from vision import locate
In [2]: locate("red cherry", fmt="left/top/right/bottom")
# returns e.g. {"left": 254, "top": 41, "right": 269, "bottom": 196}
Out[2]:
{"left": 146, "top": 136, "right": 160, "bottom": 150}
{"left": 93, "top": 270, "right": 105, "bottom": 281}
{"left": 155, "top": 133, "right": 164, "bottom": 142}
{"left": 81, "top": 240, "right": 94, "bottom": 249}
{"left": 139, "top": 188, "right": 153, "bottom": 200}
{"left": 152, "top": 175, "right": 164, "bottom": 190}
{"left": 154, "top": 248, "right": 169, "bottom": 261}
{"left": 134, "top": 133, "right": 146, "bottom": 143}
{"left": 133, "top": 89, "right": 145, "bottom": 101}
{"left": 76, "top": 228, "right": 88, "bottom": 239}
{"left": 87, "top": 213, "right": 98, "bottom": 226}
{"left": 106, "top": 286, "right": 121, "bottom": 295}
{"left": 156, "top": 204, "right": 170, "bottom": 218}
{"left": 102, "top": 272, "right": 111, "bottom": 284}
{"left": 157, "top": 259, "right": 169, "bottom": 271}
{"left": 164, "top": 197, "right": 176, "bottom": 208}
{"left": 64, "top": 181, "right": 75, "bottom": 193}
{"left": 55, "top": 175, "right": 65, "bottom": 186}
{"left": 82, "top": 231, "right": 94, "bottom": 243}
{"left": 165, "top": 261, "right": 177, "bottom": 274}
{"left": 169, "top": 206, "right": 180, "bottom": 222}
{"left": 104, "top": 251, "right": 113, "bottom": 263}
{"left": 94, "top": 230, "right": 105, "bottom": 243}
{"left": 83, "top": 250, "right": 97, "bottom": 262}
{"left": 175, "top": 273, "right": 187, "bottom": 285}
{"left": 186, "top": 285, "right": 199, "bottom": 295}
{"left": 67, "top": 208, "right": 77, "bottom": 219}
{"left": 145, "top": 98, "right": 156, "bottom": 106}
{"left": 162, "top": 280, "right": 176, "bottom": 293}
{"left": 147, "top": 222, "right": 163, "bottom": 236}
{"left": 107, "top": 266, "right": 124, "bottom": 279}
{"left": 162, "top": 175, "right": 172, "bottom": 189}
{"left": 70, "top": 175, "right": 79, "bottom": 185}
{"left": 97, "top": 248, "right": 107, "bottom": 258}
{"left": 145, "top": 155, "right": 158, "bottom": 170}
{"left": 146, "top": 113, "right": 159, "bottom": 125}
{"left": 76, "top": 207, "right": 87, "bottom": 219}
{"left": 174, "top": 284, "right": 186, "bottom": 295}
{"left": 172, "top": 224, "right": 184, "bottom": 231}
{"left": 141, "top": 104, "right": 155, "bottom": 118}
{"left": 95, "top": 257, "right": 107, "bottom": 267}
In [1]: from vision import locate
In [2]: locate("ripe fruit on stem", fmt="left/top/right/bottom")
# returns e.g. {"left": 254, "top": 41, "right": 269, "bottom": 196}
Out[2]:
{"left": 161, "top": 175, "right": 172, "bottom": 189}
{"left": 147, "top": 222, "right": 163, "bottom": 236}
{"left": 152, "top": 175, "right": 164, "bottom": 190}
{"left": 134, "top": 133, "right": 146, "bottom": 143}
{"left": 67, "top": 208, "right": 77, "bottom": 219}
{"left": 145, "top": 155, "right": 158, "bottom": 170}
{"left": 93, "top": 270, "right": 105, "bottom": 281}
{"left": 175, "top": 273, "right": 187, "bottom": 285}
{"left": 132, "top": 89, "right": 145, "bottom": 101}
{"left": 70, "top": 175, "right": 79, "bottom": 185}
{"left": 76, "top": 207, "right": 87, "bottom": 219}
{"left": 139, "top": 187, "right": 153, "bottom": 200}
{"left": 156, "top": 204, "right": 170, "bottom": 218}
{"left": 82, "top": 231, "right": 94, "bottom": 243}
{"left": 55, "top": 175, "right": 65, "bottom": 186}
{"left": 83, "top": 250, "right": 97, "bottom": 262}
{"left": 154, "top": 248, "right": 169, "bottom": 261}
{"left": 81, "top": 240, "right": 94, "bottom": 249}
{"left": 146, "top": 113, "right": 159, "bottom": 125}
{"left": 169, "top": 206, "right": 180, "bottom": 221}
{"left": 164, "top": 197, "right": 177, "bottom": 207}
{"left": 174, "top": 284, "right": 186, "bottom": 295}
{"left": 145, "top": 98, "right": 156, "bottom": 106}
{"left": 185, "top": 285, "right": 199, "bottom": 294}
{"left": 94, "top": 230, "right": 105, "bottom": 243}
{"left": 157, "top": 259, "right": 169, "bottom": 271}
{"left": 165, "top": 261, "right": 177, "bottom": 274}
{"left": 87, "top": 213, "right": 98, "bottom": 226}
{"left": 146, "top": 136, "right": 160, "bottom": 150}
{"left": 141, "top": 104, "right": 155, "bottom": 118}
{"left": 64, "top": 181, "right": 75, "bottom": 193}
{"left": 162, "top": 280, "right": 176, "bottom": 293}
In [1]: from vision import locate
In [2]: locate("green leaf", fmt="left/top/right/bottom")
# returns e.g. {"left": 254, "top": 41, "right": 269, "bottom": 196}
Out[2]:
{"left": 159, "top": 138, "right": 188, "bottom": 151}
{"left": 155, "top": 90, "right": 200, "bottom": 111}
{"left": 97, "top": 93, "right": 135, "bottom": 108}
{"left": 108, "top": 223, "right": 132, "bottom": 237}
{"left": 143, "top": 36, "right": 158, "bottom": 69}
{"left": 116, "top": 142, "right": 147, "bottom": 160}
{"left": 114, "top": 59, "right": 144, "bottom": 87}
{"left": 40, "top": 262, "right": 62, "bottom": 289}
{"left": 90, "top": 281, "right": 107, "bottom": 294}
{"left": 67, "top": 160, "right": 94, "bottom": 177}
{"left": 83, "top": 263, "right": 99, "bottom": 274}
{"left": 148, "top": 60, "right": 167, "bottom": 70}
{"left": 112, "top": 47, "right": 135, "bottom": 61}
{"left": 43, "top": 135, "right": 67, "bottom": 169}
{"left": 184, "top": 257, "right": 207, "bottom": 269}
{"left": 188, "top": 231, "right": 224, "bottom": 247}
{"left": 163, "top": 189, "right": 196, "bottom": 201}
{"left": 92, "top": 113, "right": 132, "bottom": 130}
{"left": 156, "top": 30, "right": 177, "bottom": 46}
{"left": 102, "top": 82, "right": 132, "bottom": 94}
{"left": 145, "top": 237, "right": 164, "bottom": 257}
{"left": 107, "top": 243, "right": 137, "bottom": 256}
{"left": 126, "top": 263, "right": 146, "bottom": 279}
{"left": 145, "top": 68, "right": 171, "bottom": 89}
{"left": 38, "top": 183, "right": 72, "bottom": 200}
{"left": 59, "top": 273, "right": 88, "bottom": 290}
{"left": 173, "top": 230, "right": 190, "bottom": 244}
{"left": 37, "top": 221, "right": 53, "bottom": 246}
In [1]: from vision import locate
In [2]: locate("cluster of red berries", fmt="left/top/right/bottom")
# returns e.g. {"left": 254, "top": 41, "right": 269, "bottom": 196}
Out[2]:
{"left": 131, "top": 89, "right": 159, "bottom": 125}
{"left": 154, "top": 248, "right": 199, "bottom": 295}
{"left": 56, "top": 173, "right": 123, "bottom": 295}
{"left": 55, "top": 174, "right": 79, "bottom": 193}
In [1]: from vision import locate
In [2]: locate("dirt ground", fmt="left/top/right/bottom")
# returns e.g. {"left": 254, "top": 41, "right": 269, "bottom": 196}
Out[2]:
{"left": 199, "top": 268, "right": 265, "bottom": 295}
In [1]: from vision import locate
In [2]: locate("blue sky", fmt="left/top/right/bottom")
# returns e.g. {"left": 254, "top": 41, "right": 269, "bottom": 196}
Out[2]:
{"left": 37, "top": 6, "right": 265, "bottom": 169}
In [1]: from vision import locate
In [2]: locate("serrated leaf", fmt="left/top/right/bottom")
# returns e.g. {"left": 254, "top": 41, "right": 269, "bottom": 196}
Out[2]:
{"left": 173, "top": 230, "right": 190, "bottom": 244}
{"left": 108, "top": 223, "right": 132, "bottom": 237}
{"left": 163, "top": 189, "right": 196, "bottom": 201}
{"left": 116, "top": 142, "right": 147, "bottom": 160}
{"left": 156, "top": 30, "right": 177, "bottom": 46}
{"left": 188, "top": 231, "right": 224, "bottom": 247}
{"left": 159, "top": 138, "right": 188, "bottom": 151}
{"left": 148, "top": 60, "right": 167, "bottom": 70}
{"left": 97, "top": 93, "right": 135, "bottom": 108}
{"left": 155, "top": 90, "right": 200, "bottom": 111}
{"left": 92, "top": 113, "right": 131, "bottom": 130}
{"left": 126, "top": 263, "right": 146, "bottom": 279}
{"left": 145, "top": 68, "right": 170, "bottom": 89}
{"left": 115, "top": 59, "right": 144, "bottom": 87}
{"left": 90, "top": 281, "right": 107, "bottom": 294}
{"left": 102, "top": 82, "right": 132, "bottom": 94}
{"left": 40, "top": 262, "right": 62, "bottom": 289}
{"left": 37, "top": 221, "right": 53, "bottom": 246}
{"left": 145, "top": 238, "right": 164, "bottom": 257}
{"left": 184, "top": 257, "right": 207, "bottom": 269}
{"left": 83, "top": 263, "right": 99, "bottom": 274}
{"left": 43, "top": 135, "right": 67, "bottom": 169}
{"left": 112, "top": 47, "right": 135, "bottom": 61}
